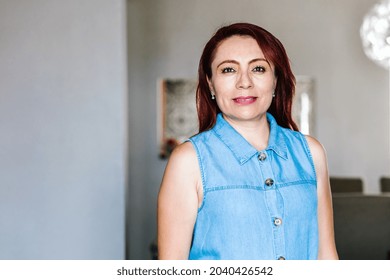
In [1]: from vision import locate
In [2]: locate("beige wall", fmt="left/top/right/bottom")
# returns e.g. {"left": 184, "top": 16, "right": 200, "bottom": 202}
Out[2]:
{"left": 128, "top": 0, "right": 388, "bottom": 259}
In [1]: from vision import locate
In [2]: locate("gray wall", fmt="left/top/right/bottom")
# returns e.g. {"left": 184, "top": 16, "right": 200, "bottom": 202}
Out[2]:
{"left": 128, "top": 0, "right": 389, "bottom": 259}
{"left": 0, "top": 0, "right": 127, "bottom": 259}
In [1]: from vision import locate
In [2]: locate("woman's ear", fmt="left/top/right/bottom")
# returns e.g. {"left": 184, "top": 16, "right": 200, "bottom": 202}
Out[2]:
{"left": 207, "top": 77, "right": 216, "bottom": 100}
{"left": 273, "top": 76, "right": 278, "bottom": 93}
{"left": 207, "top": 76, "right": 214, "bottom": 93}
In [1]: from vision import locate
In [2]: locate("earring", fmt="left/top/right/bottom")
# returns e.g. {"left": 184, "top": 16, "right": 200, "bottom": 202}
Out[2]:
{"left": 211, "top": 94, "right": 215, "bottom": 100}
{"left": 272, "top": 92, "right": 275, "bottom": 98}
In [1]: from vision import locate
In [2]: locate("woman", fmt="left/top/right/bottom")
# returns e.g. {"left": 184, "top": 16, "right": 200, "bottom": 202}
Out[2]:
{"left": 157, "top": 22, "right": 338, "bottom": 260}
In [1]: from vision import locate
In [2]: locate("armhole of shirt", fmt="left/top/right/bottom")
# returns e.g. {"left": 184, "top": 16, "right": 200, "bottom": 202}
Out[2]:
{"left": 185, "top": 138, "right": 206, "bottom": 212}
{"left": 299, "top": 133, "right": 318, "bottom": 186}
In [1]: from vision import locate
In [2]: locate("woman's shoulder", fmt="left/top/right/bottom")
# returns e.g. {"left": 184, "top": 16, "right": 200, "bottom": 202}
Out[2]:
{"left": 166, "top": 141, "right": 199, "bottom": 175}
{"left": 161, "top": 141, "right": 202, "bottom": 205}
{"left": 303, "top": 135, "right": 328, "bottom": 172}
{"left": 304, "top": 135, "right": 327, "bottom": 158}
{"left": 177, "top": 140, "right": 197, "bottom": 153}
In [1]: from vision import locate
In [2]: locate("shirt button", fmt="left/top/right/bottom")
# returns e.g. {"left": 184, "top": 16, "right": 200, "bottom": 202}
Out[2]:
{"left": 258, "top": 152, "right": 267, "bottom": 161}
{"left": 278, "top": 256, "right": 286, "bottom": 260}
{"left": 274, "top": 218, "right": 282, "bottom": 226}
{"left": 265, "top": 178, "right": 274, "bottom": 186}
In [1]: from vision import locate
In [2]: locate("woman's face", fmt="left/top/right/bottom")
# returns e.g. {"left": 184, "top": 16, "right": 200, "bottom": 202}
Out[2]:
{"left": 208, "top": 35, "right": 277, "bottom": 124}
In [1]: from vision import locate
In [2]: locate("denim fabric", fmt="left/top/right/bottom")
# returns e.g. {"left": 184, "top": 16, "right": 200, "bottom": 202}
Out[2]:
{"left": 188, "top": 113, "right": 318, "bottom": 260}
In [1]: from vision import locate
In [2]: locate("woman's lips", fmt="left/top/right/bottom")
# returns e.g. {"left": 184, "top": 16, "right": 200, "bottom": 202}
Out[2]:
{"left": 233, "top": 96, "right": 257, "bottom": 105}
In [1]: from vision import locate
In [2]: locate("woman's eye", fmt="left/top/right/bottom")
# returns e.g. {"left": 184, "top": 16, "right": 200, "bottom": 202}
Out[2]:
{"left": 253, "top": 66, "right": 266, "bottom": 72}
{"left": 221, "top": 67, "right": 235, "bottom": 73}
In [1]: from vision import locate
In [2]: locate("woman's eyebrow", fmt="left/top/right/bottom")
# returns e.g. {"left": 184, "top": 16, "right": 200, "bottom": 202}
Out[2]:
{"left": 216, "top": 58, "right": 269, "bottom": 68}
{"left": 216, "top": 60, "right": 239, "bottom": 68}
{"left": 250, "top": 58, "right": 268, "bottom": 64}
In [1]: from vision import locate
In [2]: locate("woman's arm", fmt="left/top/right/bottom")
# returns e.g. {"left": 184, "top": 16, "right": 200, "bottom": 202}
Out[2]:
{"left": 305, "top": 135, "right": 339, "bottom": 260}
{"left": 157, "top": 141, "right": 201, "bottom": 259}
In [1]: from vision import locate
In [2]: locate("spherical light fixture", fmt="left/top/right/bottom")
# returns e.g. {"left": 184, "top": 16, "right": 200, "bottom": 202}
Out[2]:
{"left": 361, "top": 0, "right": 390, "bottom": 69}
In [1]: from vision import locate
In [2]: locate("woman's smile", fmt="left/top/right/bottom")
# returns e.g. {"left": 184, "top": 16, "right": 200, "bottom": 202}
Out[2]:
{"left": 232, "top": 96, "right": 258, "bottom": 105}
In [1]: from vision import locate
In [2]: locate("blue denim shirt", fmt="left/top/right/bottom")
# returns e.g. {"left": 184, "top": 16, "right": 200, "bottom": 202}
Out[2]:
{"left": 188, "top": 113, "right": 318, "bottom": 260}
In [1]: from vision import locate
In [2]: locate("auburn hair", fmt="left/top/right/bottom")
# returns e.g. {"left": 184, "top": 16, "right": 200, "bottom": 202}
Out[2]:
{"left": 196, "top": 22, "right": 298, "bottom": 132}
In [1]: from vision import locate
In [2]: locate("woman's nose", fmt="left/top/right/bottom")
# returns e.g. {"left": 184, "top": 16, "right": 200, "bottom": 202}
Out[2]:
{"left": 236, "top": 71, "right": 253, "bottom": 89}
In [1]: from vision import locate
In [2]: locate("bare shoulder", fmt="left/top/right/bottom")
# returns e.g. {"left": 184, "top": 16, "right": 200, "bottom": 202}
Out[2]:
{"left": 304, "top": 135, "right": 327, "bottom": 163}
{"left": 166, "top": 141, "right": 198, "bottom": 172}
{"left": 305, "top": 135, "right": 325, "bottom": 153}
{"left": 304, "top": 135, "right": 330, "bottom": 181}
{"left": 171, "top": 141, "right": 196, "bottom": 159}
{"left": 158, "top": 141, "right": 201, "bottom": 213}
{"left": 161, "top": 141, "right": 200, "bottom": 192}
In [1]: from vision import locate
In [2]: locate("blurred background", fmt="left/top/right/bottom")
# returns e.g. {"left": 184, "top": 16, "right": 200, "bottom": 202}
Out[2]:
{"left": 1, "top": 0, "right": 389, "bottom": 260}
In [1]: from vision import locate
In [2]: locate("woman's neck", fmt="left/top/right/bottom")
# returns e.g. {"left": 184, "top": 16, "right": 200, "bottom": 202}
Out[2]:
{"left": 223, "top": 114, "right": 270, "bottom": 151}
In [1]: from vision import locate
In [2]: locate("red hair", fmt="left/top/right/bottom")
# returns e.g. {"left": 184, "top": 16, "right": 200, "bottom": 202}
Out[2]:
{"left": 196, "top": 22, "right": 298, "bottom": 132}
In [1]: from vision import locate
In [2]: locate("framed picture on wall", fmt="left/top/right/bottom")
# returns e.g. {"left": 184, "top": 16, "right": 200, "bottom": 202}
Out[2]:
{"left": 158, "top": 79, "right": 198, "bottom": 159}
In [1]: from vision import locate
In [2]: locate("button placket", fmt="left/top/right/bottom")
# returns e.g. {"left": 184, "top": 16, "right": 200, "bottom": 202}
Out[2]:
{"left": 258, "top": 151, "right": 275, "bottom": 189}
{"left": 258, "top": 149, "right": 286, "bottom": 259}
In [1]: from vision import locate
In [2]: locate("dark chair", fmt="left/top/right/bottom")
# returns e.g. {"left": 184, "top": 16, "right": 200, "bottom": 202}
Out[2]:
{"left": 380, "top": 177, "right": 390, "bottom": 193}
{"left": 333, "top": 195, "right": 390, "bottom": 259}
{"left": 329, "top": 177, "right": 363, "bottom": 193}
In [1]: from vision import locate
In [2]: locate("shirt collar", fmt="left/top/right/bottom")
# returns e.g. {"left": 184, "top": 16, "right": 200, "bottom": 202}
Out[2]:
{"left": 212, "top": 113, "right": 288, "bottom": 165}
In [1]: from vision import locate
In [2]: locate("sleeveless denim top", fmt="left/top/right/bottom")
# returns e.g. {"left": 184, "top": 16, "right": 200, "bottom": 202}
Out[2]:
{"left": 187, "top": 113, "right": 318, "bottom": 260}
